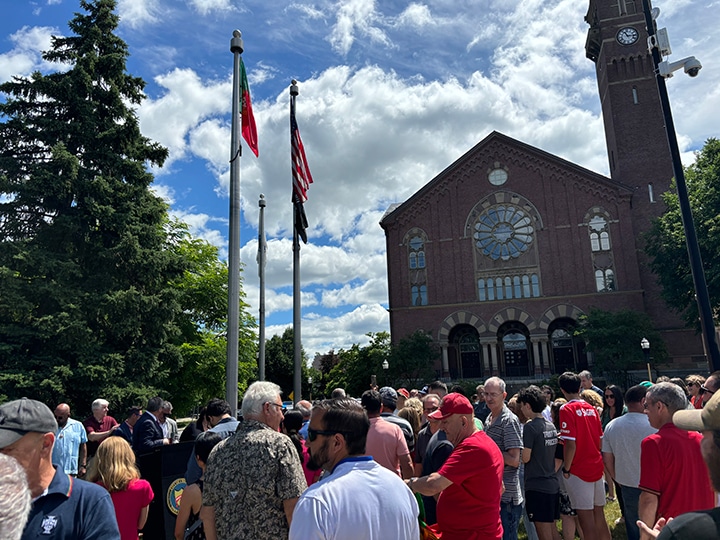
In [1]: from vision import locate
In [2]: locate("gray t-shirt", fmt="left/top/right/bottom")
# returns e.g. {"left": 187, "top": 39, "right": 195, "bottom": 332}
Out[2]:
{"left": 523, "top": 416, "right": 559, "bottom": 494}
{"left": 601, "top": 411, "right": 657, "bottom": 488}
{"left": 486, "top": 405, "right": 523, "bottom": 505}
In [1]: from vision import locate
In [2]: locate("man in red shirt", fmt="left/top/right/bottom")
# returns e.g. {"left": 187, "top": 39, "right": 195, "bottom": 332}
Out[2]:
{"left": 82, "top": 398, "right": 118, "bottom": 463}
{"left": 406, "top": 393, "right": 504, "bottom": 540}
{"left": 558, "top": 372, "right": 611, "bottom": 540}
{"left": 638, "top": 382, "right": 714, "bottom": 529}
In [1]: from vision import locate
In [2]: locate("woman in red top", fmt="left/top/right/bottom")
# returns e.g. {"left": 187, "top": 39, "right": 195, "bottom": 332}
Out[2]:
{"left": 87, "top": 437, "right": 154, "bottom": 540}
{"left": 686, "top": 374, "right": 706, "bottom": 409}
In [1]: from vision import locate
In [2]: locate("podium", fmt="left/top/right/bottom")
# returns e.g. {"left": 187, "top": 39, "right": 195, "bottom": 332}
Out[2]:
{"left": 137, "top": 442, "right": 194, "bottom": 540}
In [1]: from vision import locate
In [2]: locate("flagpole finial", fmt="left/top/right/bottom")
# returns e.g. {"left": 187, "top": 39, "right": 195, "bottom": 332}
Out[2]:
{"left": 231, "top": 30, "right": 244, "bottom": 54}
{"left": 290, "top": 79, "right": 298, "bottom": 97}
{"left": 259, "top": 193, "right": 266, "bottom": 207}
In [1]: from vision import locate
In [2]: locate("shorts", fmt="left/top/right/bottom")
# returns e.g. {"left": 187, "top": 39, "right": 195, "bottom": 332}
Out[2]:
{"left": 559, "top": 491, "right": 576, "bottom": 516}
{"left": 525, "top": 490, "right": 560, "bottom": 523}
{"left": 564, "top": 474, "right": 605, "bottom": 511}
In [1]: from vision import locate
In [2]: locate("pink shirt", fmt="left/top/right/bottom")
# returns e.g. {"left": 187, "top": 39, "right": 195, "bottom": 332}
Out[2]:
{"left": 364, "top": 416, "right": 410, "bottom": 475}
{"left": 102, "top": 478, "right": 154, "bottom": 540}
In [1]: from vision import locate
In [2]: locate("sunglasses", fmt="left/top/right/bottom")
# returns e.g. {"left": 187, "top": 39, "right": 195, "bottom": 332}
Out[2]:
{"left": 701, "top": 385, "right": 716, "bottom": 396}
{"left": 423, "top": 406, "right": 438, "bottom": 413}
{"left": 307, "top": 428, "right": 348, "bottom": 442}
{"left": 604, "top": 394, "right": 615, "bottom": 399}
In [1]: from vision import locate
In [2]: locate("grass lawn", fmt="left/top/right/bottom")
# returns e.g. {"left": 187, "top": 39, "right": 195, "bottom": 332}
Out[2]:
{"left": 519, "top": 499, "right": 628, "bottom": 540}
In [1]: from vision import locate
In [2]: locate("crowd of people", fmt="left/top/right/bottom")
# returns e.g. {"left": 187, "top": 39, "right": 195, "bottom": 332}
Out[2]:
{"left": 2, "top": 369, "right": 720, "bottom": 540}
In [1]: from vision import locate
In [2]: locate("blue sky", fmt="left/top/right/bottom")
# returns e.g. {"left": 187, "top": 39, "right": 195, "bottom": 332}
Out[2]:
{"left": 2, "top": 0, "right": 719, "bottom": 357}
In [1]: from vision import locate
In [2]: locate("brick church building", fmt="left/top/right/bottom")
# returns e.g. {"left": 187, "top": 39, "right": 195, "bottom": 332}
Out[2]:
{"left": 380, "top": 0, "right": 704, "bottom": 379}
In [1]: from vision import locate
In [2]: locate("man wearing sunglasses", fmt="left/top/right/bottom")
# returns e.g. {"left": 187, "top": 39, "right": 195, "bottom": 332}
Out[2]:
{"left": 289, "top": 399, "right": 419, "bottom": 540}
{"left": 700, "top": 371, "right": 720, "bottom": 408}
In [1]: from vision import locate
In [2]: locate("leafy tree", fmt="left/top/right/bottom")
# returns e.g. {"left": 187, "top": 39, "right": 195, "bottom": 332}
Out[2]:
{"left": 325, "top": 332, "right": 391, "bottom": 397}
{"left": 164, "top": 223, "right": 257, "bottom": 415}
{"left": 264, "top": 327, "right": 310, "bottom": 400}
{"left": 387, "top": 330, "right": 438, "bottom": 389}
{"left": 0, "top": 0, "right": 184, "bottom": 413}
{"left": 645, "top": 138, "right": 720, "bottom": 327}
{"left": 576, "top": 308, "right": 667, "bottom": 384}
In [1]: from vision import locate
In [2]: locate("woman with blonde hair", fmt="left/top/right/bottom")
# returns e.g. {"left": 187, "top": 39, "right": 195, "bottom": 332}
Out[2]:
{"left": 87, "top": 437, "right": 154, "bottom": 540}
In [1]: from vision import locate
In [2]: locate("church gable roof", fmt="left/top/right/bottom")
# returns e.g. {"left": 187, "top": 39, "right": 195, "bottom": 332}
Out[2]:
{"left": 380, "top": 130, "right": 634, "bottom": 229}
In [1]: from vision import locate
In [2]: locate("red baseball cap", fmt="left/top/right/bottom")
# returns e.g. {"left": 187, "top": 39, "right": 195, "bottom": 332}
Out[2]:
{"left": 397, "top": 388, "right": 410, "bottom": 399}
{"left": 428, "top": 393, "right": 473, "bottom": 420}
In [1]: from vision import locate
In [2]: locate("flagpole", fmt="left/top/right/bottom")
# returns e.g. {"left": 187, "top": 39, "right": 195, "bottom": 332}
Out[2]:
{"left": 226, "top": 30, "right": 243, "bottom": 416}
{"left": 258, "top": 194, "right": 266, "bottom": 381}
{"left": 291, "top": 80, "right": 302, "bottom": 404}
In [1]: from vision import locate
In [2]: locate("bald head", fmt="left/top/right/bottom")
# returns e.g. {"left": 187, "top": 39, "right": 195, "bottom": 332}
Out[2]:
{"left": 54, "top": 404, "right": 71, "bottom": 428}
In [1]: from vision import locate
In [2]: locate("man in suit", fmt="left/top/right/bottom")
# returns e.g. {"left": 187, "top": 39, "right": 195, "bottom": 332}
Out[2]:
{"left": 133, "top": 396, "right": 170, "bottom": 455}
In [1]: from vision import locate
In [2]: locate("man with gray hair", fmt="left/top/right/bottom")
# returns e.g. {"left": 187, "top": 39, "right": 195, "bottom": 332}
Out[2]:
{"left": 82, "top": 398, "right": 118, "bottom": 461}
{"left": 295, "top": 399, "right": 312, "bottom": 440}
{"left": 484, "top": 376, "right": 523, "bottom": 540}
{"left": 638, "top": 382, "right": 714, "bottom": 531}
{"left": 160, "top": 401, "right": 179, "bottom": 443}
{"left": 201, "top": 381, "right": 307, "bottom": 540}
{"left": 579, "top": 371, "right": 603, "bottom": 395}
{"left": 0, "top": 398, "right": 120, "bottom": 539}
{"left": 0, "top": 454, "right": 31, "bottom": 540}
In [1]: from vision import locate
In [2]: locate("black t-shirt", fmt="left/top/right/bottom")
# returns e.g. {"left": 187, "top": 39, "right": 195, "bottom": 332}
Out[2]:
{"left": 523, "top": 417, "right": 559, "bottom": 494}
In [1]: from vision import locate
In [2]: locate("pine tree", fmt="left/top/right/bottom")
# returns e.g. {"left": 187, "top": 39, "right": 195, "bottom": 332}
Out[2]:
{"left": 0, "top": 0, "right": 185, "bottom": 411}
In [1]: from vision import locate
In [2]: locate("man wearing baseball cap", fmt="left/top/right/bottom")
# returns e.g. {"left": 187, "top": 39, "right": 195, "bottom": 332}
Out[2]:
{"left": 0, "top": 398, "right": 120, "bottom": 539}
{"left": 405, "top": 392, "right": 504, "bottom": 539}
{"left": 638, "top": 389, "right": 720, "bottom": 539}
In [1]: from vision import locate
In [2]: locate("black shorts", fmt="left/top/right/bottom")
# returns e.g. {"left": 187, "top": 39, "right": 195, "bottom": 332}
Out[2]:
{"left": 525, "top": 490, "right": 560, "bottom": 523}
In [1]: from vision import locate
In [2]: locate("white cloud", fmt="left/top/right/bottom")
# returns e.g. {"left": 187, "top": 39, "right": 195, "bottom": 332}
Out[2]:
{"left": 0, "top": 26, "right": 65, "bottom": 83}
{"left": 117, "top": 0, "right": 162, "bottom": 28}
{"left": 188, "top": 0, "right": 235, "bottom": 16}
{"left": 395, "top": 4, "right": 434, "bottom": 28}
{"left": 328, "top": 0, "right": 391, "bottom": 55}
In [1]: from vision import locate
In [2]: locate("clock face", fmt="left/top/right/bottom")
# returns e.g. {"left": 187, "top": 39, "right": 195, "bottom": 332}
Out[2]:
{"left": 617, "top": 27, "right": 639, "bottom": 45}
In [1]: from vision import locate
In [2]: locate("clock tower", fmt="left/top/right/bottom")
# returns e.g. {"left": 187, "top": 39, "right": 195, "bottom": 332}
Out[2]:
{"left": 585, "top": 0, "right": 681, "bottom": 330}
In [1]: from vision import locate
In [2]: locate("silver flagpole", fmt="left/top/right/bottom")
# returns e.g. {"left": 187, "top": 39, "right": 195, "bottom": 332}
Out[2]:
{"left": 226, "top": 30, "right": 243, "bottom": 416}
{"left": 258, "top": 194, "right": 267, "bottom": 381}
{"left": 291, "top": 81, "right": 302, "bottom": 404}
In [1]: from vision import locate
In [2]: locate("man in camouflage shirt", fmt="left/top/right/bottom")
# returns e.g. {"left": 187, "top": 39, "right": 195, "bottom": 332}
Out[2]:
{"left": 201, "top": 382, "right": 307, "bottom": 540}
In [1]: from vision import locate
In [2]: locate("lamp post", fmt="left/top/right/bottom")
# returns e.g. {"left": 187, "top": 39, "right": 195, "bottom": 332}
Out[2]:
{"left": 641, "top": 1, "right": 720, "bottom": 372}
{"left": 641, "top": 338, "right": 651, "bottom": 381}
{"left": 382, "top": 359, "right": 389, "bottom": 386}
{"left": 308, "top": 376, "right": 313, "bottom": 401}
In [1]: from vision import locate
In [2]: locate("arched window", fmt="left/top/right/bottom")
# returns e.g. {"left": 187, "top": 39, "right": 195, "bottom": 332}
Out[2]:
{"left": 478, "top": 279, "right": 486, "bottom": 301}
{"left": 513, "top": 276, "right": 521, "bottom": 298}
{"left": 409, "top": 252, "right": 417, "bottom": 269}
{"left": 531, "top": 274, "right": 540, "bottom": 297}
{"left": 406, "top": 230, "right": 429, "bottom": 306}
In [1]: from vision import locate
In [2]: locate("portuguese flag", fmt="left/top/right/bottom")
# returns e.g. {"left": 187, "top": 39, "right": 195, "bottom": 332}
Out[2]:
{"left": 240, "top": 59, "right": 259, "bottom": 157}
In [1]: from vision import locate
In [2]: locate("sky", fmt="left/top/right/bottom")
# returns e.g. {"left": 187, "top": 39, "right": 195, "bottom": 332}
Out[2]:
{"left": 2, "top": 0, "right": 719, "bottom": 358}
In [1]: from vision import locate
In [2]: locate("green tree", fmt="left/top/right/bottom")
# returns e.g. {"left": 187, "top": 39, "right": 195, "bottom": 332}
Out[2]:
{"left": 164, "top": 223, "right": 257, "bottom": 415}
{"left": 0, "top": 0, "right": 184, "bottom": 413}
{"left": 325, "top": 332, "right": 391, "bottom": 397}
{"left": 645, "top": 138, "right": 720, "bottom": 327}
{"left": 264, "top": 328, "right": 310, "bottom": 400}
{"left": 576, "top": 308, "right": 667, "bottom": 383}
{"left": 387, "top": 330, "right": 438, "bottom": 388}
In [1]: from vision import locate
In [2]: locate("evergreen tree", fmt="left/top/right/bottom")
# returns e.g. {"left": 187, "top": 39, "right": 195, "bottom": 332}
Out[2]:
{"left": 0, "top": 0, "right": 184, "bottom": 412}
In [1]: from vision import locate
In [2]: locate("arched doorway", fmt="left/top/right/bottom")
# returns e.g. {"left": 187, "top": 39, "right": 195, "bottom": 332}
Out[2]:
{"left": 548, "top": 318, "right": 587, "bottom": 373}
{"left": 498, "top": 322, "right": 531, "bottom": 377}
{"left": 448, "top": 325, "right": 482, "bottom": 379}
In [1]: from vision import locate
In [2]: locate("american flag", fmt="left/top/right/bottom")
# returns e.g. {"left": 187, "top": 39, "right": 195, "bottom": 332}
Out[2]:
{"left": 291, "top": 110, "right": 313, "bottom": 203}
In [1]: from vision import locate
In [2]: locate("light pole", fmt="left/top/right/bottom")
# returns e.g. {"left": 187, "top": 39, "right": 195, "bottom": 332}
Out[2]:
{"left": 641, "top": 1, "right": 720, "bottom": 372}
{"left": 641, "top": 338, "right": 651, "bottom": 381}
{"left": 382, "top": 359, "right": 389, "bottom": 385}
{"left": 308, "top": 376, "right": 313, "bottom": 401}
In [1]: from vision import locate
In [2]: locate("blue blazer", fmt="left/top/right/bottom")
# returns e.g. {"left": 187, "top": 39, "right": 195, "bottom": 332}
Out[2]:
{"left": 132, "top": 412, "right": 165, "bottom": 455}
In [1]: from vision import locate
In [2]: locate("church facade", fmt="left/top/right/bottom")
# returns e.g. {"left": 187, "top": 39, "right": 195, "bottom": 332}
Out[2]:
{"left": 379, "top": 0, "right": 704, "bottom": 379}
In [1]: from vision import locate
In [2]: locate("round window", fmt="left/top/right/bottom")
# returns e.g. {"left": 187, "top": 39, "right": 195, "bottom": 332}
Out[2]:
{"left": 488, "top": 168, "right": 508, "bottom": 186}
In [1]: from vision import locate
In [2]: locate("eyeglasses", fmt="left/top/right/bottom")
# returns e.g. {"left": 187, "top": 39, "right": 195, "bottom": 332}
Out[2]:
{"left": 266, "top": 402, "right": 285, "bottom": 412}
{"left": 643, "top": 399, "right": 668, "bottom": 409}
{"left": 423, "top": 406, "right": 438, "bottom": 413}
{"left": 687, "top": 382, "right": 697, "bottom": 387}
{"left": 604, "top": 395, "right": 615, "bottom": 399}
{"left": 701, "top": 385, "right": 716, "bottom": 396}
{"left": 307, "top": 428, "right": 348, "bottom": 442}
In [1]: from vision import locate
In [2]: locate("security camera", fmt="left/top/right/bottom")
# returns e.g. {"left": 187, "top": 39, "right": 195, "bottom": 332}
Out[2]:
{"left": 658, "top": 56, "right": 702, "bottom": 78}
{"left": 684, "top": 57, "right": 702, "bottom": 77}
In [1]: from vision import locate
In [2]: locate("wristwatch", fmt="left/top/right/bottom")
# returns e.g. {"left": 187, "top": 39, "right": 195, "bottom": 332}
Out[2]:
{"left": 562, "top": 468, "right": 570, "bottom": 475}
